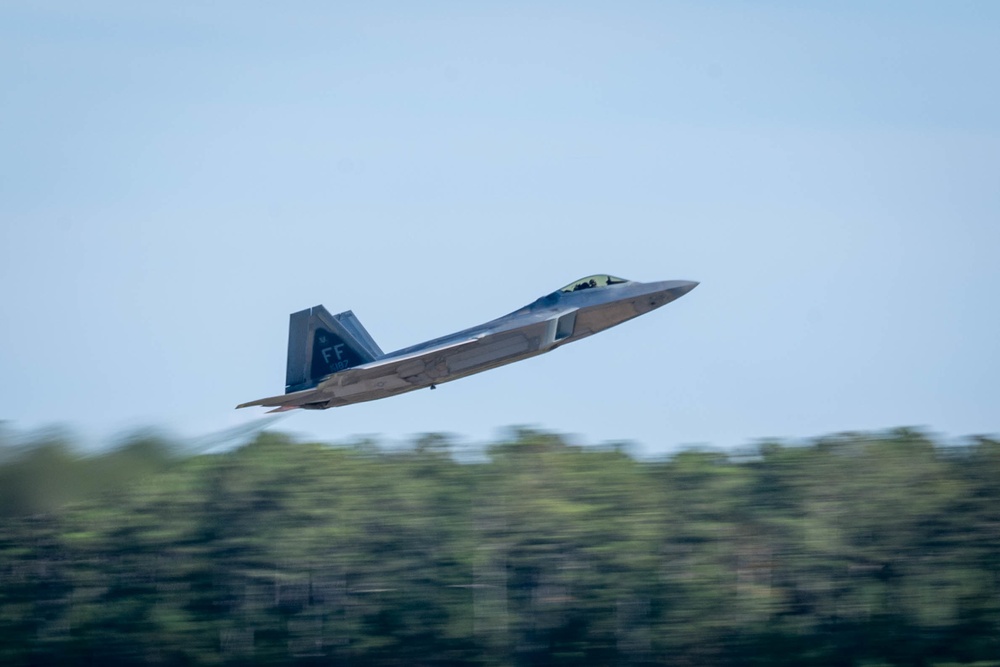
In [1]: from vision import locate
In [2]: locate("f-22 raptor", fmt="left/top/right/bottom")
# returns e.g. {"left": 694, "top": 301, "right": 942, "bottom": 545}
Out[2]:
{"left": 238, "top": 274, "right": 698, "bottom": 413}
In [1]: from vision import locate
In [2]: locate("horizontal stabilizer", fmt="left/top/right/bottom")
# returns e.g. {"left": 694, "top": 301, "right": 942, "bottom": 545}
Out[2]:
{"left": 237, "top": 386, "right": 325, "bottom": 410}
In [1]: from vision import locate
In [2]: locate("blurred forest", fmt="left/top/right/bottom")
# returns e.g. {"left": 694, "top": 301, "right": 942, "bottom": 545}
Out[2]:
{"left": 1, "top": 426, "right": 999, "bottom": 667}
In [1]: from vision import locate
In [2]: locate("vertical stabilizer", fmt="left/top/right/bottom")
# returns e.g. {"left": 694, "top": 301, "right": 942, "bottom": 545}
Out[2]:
{"left": 285, "top": 306, "right": 383, "bottom": 393}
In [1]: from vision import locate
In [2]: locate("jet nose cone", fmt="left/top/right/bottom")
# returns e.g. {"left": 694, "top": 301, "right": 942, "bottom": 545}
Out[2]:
{"left": 635, "top": 280, "right": 699, "bottom": 314}
{"left": 671, "top": 280, "right": 699, "bottom": 298}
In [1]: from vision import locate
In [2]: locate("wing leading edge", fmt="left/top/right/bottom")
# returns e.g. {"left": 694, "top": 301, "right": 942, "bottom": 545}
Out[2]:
{"left": 237, "top": 335, "right": 487, "bottom": 411}
{"left": 237, "top": 315, "right": 557, "bottom": 411}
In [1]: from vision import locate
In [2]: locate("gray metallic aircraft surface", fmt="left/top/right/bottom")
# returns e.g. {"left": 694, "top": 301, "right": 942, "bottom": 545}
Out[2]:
{"left": 237, "top": 275, "right": 698, "bottom": 413}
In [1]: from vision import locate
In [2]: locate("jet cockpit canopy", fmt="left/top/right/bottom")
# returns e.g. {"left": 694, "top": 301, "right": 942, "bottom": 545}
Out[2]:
{"left": 559, "top": 274, "right": 630, "bottom": 293}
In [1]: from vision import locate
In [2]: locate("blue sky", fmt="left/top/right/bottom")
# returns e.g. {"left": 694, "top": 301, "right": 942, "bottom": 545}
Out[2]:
{"left": 2, "top": 2, "right": 998, "bottom": 454}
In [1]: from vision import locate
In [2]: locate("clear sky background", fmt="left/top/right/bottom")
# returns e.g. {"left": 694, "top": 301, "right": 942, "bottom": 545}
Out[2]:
{"left": 2, "top": 1, "right": 998, "bottom": 454}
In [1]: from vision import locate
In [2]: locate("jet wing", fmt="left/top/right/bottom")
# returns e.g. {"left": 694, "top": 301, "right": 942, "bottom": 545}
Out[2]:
{"left": 236, "top": 334, "right": 488, "bottom": 411}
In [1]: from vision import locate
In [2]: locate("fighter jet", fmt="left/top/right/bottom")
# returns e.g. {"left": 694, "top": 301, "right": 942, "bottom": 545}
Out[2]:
{"left": 237, "top": 274, "right": 698, "bottom": 412}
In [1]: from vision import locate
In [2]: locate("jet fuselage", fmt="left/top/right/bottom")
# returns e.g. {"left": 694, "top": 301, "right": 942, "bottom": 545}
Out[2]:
{"left": 237, "top": 276, "right": 698, "bottom": 412}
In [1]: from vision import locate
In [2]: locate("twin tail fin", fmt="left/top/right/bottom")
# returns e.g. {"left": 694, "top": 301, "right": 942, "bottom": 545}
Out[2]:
{"left": 285, "top": 306, "right": 383, "bottom": 393}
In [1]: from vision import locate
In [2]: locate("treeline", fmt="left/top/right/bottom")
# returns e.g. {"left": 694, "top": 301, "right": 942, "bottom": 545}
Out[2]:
{"left": 1, "top": 427, "right": 999, "bottom": 666}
